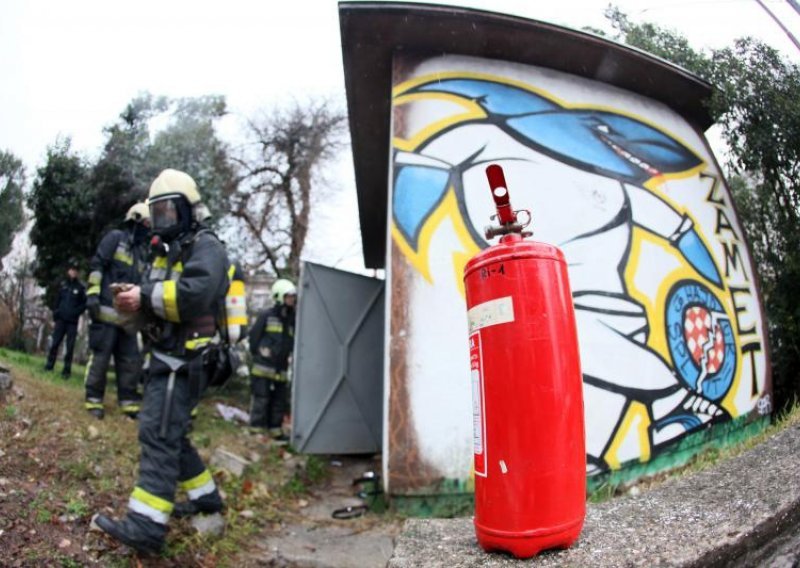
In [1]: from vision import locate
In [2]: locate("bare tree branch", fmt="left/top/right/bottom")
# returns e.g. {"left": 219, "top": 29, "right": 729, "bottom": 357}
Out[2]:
{"left": 224, "top": 98, "right": 347, "bottom": 279}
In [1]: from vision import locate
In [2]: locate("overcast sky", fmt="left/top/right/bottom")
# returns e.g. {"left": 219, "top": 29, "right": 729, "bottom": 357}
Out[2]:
{"left": 1, "top": 0, "right": 798, "bottom": 271}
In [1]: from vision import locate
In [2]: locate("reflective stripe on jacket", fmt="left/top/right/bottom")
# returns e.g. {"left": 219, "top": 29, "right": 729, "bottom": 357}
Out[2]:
{"left": 140, "top": 230, "right": 229, "bottom": 357}
{"left": 248, "top": 302, "right": 295, "bottom": 375}
{"left": 87, "top": 228, "right": 147, "bottom": 320}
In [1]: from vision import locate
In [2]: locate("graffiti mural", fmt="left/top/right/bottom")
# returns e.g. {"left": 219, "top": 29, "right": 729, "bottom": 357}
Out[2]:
{"left": 388, "top": 55, "right": 769, "bottom": 481}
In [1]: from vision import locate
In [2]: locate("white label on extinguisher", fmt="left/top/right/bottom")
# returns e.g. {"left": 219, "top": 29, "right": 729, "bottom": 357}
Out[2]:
{"left": 467, "top": 295, "right": 514, "bottom": 333}
{"left": 469, "top": 331, "right": 488, "bottom": 478}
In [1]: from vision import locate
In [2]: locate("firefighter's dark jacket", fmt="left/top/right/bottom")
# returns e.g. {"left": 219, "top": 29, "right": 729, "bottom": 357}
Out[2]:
{"left": 140, "top": 229, "right": 229, "bottom": 357}
{"left": 87, "top": 228, "right": 147, "bottom": 324}
{"left": 249, "top": 303, "right": 295, "bottom": 374}
{"left": 53, "top": 278, "right": 86, "bottom": 323}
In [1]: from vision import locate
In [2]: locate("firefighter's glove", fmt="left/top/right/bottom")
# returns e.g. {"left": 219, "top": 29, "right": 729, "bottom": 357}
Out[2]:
{"left": 259, "top": 346, "right": 271, "bottom": 358}
{"left": 86, "top": 295, "right": 100, "bottom": 321}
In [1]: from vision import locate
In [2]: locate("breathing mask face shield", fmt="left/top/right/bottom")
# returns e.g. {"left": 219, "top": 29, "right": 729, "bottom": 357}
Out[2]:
{"left": 149, "top": 194, "right": 192, "bottom": 242}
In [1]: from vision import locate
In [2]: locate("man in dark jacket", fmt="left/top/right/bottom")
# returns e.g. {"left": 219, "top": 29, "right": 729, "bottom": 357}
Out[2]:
{"left": 44, "top": 262, "right": 86, "bottom": 378}
{"left": 83, "top": 203, "right": 150, "bottom": 419}
{"left": 95, "top": 169, "right": 229, "bottom": 554}
{"left": 249, "top": 278, "right": 296, "bottom": 439}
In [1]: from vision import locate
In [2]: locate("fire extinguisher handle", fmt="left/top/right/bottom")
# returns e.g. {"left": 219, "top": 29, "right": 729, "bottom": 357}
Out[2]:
{"left": 485, "top": 165, "right": 516, "bottom": 226}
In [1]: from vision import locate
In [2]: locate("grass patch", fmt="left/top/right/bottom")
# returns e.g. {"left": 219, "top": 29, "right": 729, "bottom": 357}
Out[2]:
{"left": 0, "top": 347, "right": 86, "bottom": 390}
{"left": 675, "top": 401, "right": 799, "bottom": 474}
{"left": 305, "top": 454, "right": 330, "bottom": 484}
{"left": 61, "top": 457, "right": 95, "bottom": 481}
{"left": 587, "top": 482, "right": 618, "bottom": 504}
{"left": 590, "top": 401, "right": 800, "bottom": 502}
{"left": 65, "top": 495, "right": 90, "bottom": 517}
{"left": 29, "top": 492, "right": 55, "bottom": 524}
{"left": 36, "top": 508, "right": 53, "bottom": 524}
{"left": 4, "top": 404, "right": 17, "bottom": 418}
{"left": 0, "top": 347, "right": 331, "bottom": 566}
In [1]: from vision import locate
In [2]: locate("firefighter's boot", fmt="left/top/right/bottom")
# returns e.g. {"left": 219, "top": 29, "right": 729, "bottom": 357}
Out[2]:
{"left": 172, "top": 490, "right": 224, "bottom": 518}
{"left": 95, "top": 511, "right": 166, "bottom": 555}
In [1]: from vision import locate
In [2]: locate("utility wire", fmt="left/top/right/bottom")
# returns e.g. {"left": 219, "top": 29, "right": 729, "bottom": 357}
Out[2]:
{"left": 639, "top": 0, "right": 782, "bottom": 13}
{"left": 331, "top": 239, "right": 360, "bottom": 268}
{"left": 754, "top": 0, "right": 800, "bottom": 53}
{"left": 637, "top": 0, "right": 800, "bottom": 55}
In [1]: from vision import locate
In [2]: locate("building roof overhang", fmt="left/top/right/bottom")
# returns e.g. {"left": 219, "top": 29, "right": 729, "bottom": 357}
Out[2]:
{"left": 339, "top": 1, "right": 715, "bottom": 267}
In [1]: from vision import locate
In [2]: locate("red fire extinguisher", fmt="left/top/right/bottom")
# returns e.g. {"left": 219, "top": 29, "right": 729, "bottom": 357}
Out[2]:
{"left": 463, "top": 164, "right": 585, "bottom": 558}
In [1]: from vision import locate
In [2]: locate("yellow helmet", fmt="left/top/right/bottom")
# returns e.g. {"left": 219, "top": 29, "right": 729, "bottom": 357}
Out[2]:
{"left": 147, "top": 169, "right": 202, "bottom": 240}
{"left": 271, "top": 279, "right": 297, "bottom": 303}
{"left": 124, "top": 202, "right": 150, "bottom": 223}
{"left": 148, "top": 169, "right": 201, "bottom": 204}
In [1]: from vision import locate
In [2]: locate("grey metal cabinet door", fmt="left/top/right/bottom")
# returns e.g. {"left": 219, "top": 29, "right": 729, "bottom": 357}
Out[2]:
{"left": 291, "top": 262, "right": 385, "bottom": 454}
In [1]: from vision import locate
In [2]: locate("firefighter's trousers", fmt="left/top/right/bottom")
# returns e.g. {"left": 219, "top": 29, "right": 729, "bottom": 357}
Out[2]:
{"left": 84, "top": 322, "right": 142, "bottom": 415}
{"left": 250, "top": 375, "right": 289, "bottom": 431}
{"left": 126, "top": 365, "right": 220, "bottom": 532}
{"left": 46, "top": 320, "right": 78, "bottom": 374}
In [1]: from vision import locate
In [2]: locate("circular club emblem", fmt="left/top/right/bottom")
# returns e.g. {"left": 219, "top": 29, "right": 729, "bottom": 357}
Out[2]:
{"left": 666, "top": 281, "right": 737, "bottom": 401}
{"left": 684, "top": 306, "right": 725, "bottom": 374}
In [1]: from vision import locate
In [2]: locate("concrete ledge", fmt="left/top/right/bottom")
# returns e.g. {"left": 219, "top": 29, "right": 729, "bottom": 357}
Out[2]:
{"left": 389, "top": 421, "right": 800, "bottom": 567}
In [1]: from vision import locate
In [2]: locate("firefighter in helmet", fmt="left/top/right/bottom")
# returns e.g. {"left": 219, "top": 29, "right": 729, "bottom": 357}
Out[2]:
{"left": 249, "top": 278, "right": 297, "bottom": 439}
{"left": 83, "top": 202, "right": 150, "bottom": 419}
{"left": 95, "top": 169, "right": 228, "bottom": 554}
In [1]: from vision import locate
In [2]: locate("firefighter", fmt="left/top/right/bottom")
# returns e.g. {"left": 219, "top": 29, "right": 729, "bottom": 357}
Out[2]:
{"left": 83, "top": 203, "right": 150, "bottom": 420}
{"left": 249, "top": 278, "right": 296, "bottom": 440}
{"left": 44, "top": 261, "right": 86, "bottom": 378}
{"left": 95, "top": 169, "right": 227, "bottom": 554}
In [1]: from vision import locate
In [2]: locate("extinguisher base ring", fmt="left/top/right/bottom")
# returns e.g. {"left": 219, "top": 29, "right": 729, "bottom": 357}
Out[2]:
{"left": 474, "top": 516, "right": 583, "bottom": 558}
{"left": 474, "top": 515, "right": 583, "bottom": 539}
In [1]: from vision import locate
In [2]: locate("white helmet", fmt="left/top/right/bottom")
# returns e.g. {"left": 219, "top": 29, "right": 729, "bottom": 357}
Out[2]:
{"left": 148, "top": 169, "right": 201, "bottom": 204}
{"left": 271, "top": 279, "right": 297, "bottom": 304}
{"left": 125, "top": 202, "right": 150, "bottom": 223}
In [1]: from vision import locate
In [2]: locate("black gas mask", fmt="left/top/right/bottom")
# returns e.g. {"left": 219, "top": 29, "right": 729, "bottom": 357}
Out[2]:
{"left": 148, "top": 194, "right": 193, "bottom": 242}
{"left": 132, "top": 221, "right": 150, "bottom": 245}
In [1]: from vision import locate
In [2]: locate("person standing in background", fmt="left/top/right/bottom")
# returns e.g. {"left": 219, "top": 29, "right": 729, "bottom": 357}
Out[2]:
{"left": 84, "top": 203, "right": 150, "bottom": 419}
{"left": 248, "top": 279, "right": 296, "bottom": 440}
{"left": 44, "top": 261, "right": 86, "bottom": 378}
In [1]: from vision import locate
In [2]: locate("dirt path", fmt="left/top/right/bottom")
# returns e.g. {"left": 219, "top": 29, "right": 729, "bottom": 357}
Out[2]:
{"left": 244, "top": 455, "right": 404, "bottom": 567}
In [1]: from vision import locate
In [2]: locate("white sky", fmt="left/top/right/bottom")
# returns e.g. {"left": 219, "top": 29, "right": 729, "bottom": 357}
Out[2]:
{"left": 1, "top": 0, "right": 799, "bottom": 272}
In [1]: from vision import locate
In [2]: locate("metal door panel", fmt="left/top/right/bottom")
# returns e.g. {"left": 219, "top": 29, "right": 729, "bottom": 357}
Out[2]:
{"left": 291, "top": 262, "right": 384, "bottom": 453}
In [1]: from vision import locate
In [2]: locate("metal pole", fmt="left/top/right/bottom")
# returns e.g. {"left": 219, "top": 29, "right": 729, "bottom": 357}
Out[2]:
{"left": 754, "top": 0, "right": 800, "bottom": 53}
{"left": 787, "top": 0, "right": 800, "bottom": 18}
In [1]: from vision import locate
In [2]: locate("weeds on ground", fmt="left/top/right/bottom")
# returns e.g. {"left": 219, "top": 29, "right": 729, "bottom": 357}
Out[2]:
{"left": 587, "top": 482, "right": 618, "bottom": 504}
{"left": 65, "top": 494, "right": 90, "bottom": 517}
{"left": 680, "top": 400, "right": 799, "bottom": 474}
{"left": 0, "top": 348, "right": 329, "bottom": 566}
{"left": 0, "top": 347, "right": 88, "bottom": 388}
{"left": 591, "top": 400, "right": 800, "bottom": 501}
{"left": 59, "top": 557, "right": 83, "bottom": 568}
